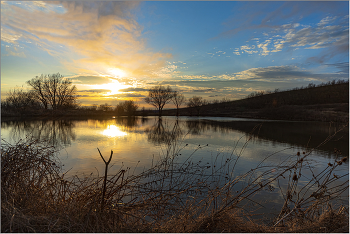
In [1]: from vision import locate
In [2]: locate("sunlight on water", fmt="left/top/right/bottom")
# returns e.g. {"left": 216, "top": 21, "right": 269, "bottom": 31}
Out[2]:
{"left": 102, "top": 125, "right": 127, "bottom": 137}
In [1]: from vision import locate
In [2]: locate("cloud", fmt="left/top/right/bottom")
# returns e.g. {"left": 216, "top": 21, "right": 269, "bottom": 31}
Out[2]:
{"left": 233, "top": 65, "right": 348, "bottom": 82}
{"left": 78, "top": 89, "right": 111, "bottom": 93}
{"left": 169, "top": 65, "right": 348, "bottom": 84}
{"left": 284, "top": 21, "right": 348, "bottom": 50}
{"left": 119, "top": 87, "right": 148, "bottom": 92}
{"left": 69, "top": 75, "right": 113, "bottom": 85}
{"left": 234, "top": 66, "right": 311, "bottom": 81}
{"left": 108, "top": 93, "right": 145, "bottom": 98}
{"left": 217, "top": 2, "right": 348, "bottom": 60}
{"left": 220, "top": 2, "right": 346, "bottom": 37}
{"left": 323, "top": 62, "right": 349, "bottom": 74}
{"left": 1, "top": 1, "right": 172, "bottom": 78}
{"left": 191, "top": 88, "right": 216, "bottom": 93}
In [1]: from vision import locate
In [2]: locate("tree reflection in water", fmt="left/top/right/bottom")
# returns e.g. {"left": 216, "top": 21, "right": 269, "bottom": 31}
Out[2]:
{"left": 115, "top": 116, "right": 139, "bottom": 129}
{"left": 1, "top": 117, "right": 347, "bottom": 160}
{"left": 146, "top": 118, "right": 183, "bottom": 145}
{"left": 1, "top": 120, "right": 76, "bottom": 150}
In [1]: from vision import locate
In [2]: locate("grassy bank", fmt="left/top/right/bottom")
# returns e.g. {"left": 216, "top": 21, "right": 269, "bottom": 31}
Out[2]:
{"left": 1, "top": 126, "right": 349, "bottom": 232}
{"left": 162, "top": 82, "right": 349, "bottom": 122}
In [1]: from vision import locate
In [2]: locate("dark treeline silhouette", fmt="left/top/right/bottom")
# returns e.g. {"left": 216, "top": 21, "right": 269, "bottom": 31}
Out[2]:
{"left": 2, "top": 77, "right": 348, "bottom": 123}
{"left": 2, "top": 73, "right": 78, "bottom": 117}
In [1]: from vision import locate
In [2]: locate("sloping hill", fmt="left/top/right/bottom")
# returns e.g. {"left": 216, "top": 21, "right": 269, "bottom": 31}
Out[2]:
{"left": 163, "top": 83, "right": 349, "bottom": 122}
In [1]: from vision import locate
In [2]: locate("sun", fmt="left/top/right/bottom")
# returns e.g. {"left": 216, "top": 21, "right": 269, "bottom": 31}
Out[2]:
{"left": 108, "top": 68, "right": 126, "bottom": 78}
{"left": 105, "top": 80, "right": 131, "bottom": 95}
{"left": 90, "top": 68, "right": 132, "bottom": 95}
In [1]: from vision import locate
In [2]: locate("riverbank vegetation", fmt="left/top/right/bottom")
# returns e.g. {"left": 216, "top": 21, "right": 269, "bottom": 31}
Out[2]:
{"left": 1, "top": 125, "right": 348, "bottom": 232}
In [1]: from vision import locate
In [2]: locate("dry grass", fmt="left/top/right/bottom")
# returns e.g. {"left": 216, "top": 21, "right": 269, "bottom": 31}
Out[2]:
{"left": 1, "top": 124, "right": 349, "bottom": 233}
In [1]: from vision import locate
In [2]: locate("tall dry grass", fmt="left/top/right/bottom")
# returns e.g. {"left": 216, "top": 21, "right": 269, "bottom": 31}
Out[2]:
{"left": 1, "top": 124, "right": 349, "bottom": 232}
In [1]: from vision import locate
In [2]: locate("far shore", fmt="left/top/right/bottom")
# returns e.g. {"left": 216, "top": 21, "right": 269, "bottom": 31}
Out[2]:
{"left": 1, "top": 102, "right": 348, "bottom": 123}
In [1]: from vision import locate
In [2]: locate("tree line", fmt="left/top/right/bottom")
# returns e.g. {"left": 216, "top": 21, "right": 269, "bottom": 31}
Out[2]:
{"left": 2, "top": 72, "right": 348, "bottom": 118}
{"left": 2, "top": 73, "right": 78, "bottom": 115}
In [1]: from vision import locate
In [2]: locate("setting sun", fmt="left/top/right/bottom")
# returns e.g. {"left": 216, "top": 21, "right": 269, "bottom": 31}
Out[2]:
{"left": 93, "top": 79, "right": 131, "bottom": 95}
{"left": 108, "top": 68, "right": 126, "bottom": 78}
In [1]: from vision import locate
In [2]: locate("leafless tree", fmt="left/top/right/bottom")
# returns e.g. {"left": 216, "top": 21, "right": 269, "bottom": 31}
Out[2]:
{"left": 172, "top": 91, "right": 186, "bottom": 116}
{"left": 26, "top": 73, "right": 77, "bottom": 110}
{"left": 115, "top": 100, "right": 139, "bottom": 116}
{"left": 98, "top": 103, "right": 113, "bottom": 112}
{"left": 187, "top": 96, "right": 208, "bottom": 116}
{"left": 2, "top": 87, "right": 40, "bottom": 113}
{"left": 115, "top": 104, "right": 125, "bottom": 116}
{"left": 145, "top": 85, "right": 174, "bottom": 117}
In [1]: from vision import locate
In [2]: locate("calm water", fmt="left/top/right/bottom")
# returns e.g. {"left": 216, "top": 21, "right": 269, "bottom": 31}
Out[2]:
{"left": 1, "top": 116, "right": 348, "bottom": 216}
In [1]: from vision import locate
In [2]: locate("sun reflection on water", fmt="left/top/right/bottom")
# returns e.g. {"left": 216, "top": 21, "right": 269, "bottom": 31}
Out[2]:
{"left": 102, "top": 125, "right": 127, "bottom": 137}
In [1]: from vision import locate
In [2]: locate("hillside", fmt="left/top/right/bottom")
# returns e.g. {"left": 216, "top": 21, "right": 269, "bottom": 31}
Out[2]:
{"left": 162, "top": 83, "right": 349, "bottom": 122}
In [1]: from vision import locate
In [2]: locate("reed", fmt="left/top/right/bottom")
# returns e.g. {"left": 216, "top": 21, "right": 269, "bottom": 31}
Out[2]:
{"left": 1, "top": 124, "right": 348, "bottom": 233}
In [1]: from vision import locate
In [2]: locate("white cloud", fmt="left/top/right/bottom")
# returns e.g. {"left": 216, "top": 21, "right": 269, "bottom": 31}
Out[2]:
{"left": 317, "top": 16, "right": 337, "bottom": 26}
{"left": 257, "top": 40, "right": 271, "bottom": 55}
{"left": 234, "top": 15, "right": 348, "bottom": 58}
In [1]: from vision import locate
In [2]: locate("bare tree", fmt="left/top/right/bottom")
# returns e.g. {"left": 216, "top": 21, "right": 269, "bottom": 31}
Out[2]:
{"left": 145, "top": 85, "right": 174, "bottom": 117}
{"left": 98, "top": 103, "right": 113, "bottom": 112}
{"left": 115, "top": 100, "right": 139, "bottom": 116}
{"left": 2, "top": 87, "right": 40, "bottom": 113}
{"left": 172, "top": 91, "right": 186, "bottom": 116}
{"left": 115, "top": 104, "right": 125, "bottom": 116}
{"left": 26, "top": 73, "right": 77, "bottom": 110}
{"left": 187, "top": 96, "right": 207, "bottom": 116}
{"left": 124, "top": 100, "right": 139, "bottom": 116}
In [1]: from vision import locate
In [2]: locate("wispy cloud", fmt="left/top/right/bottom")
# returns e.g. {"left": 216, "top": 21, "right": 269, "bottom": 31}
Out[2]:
{"left": 78, "top": 89, "right": 111, "bottom": 93}
{"left": 1, "top": 1, "right": 172, "bottom": 78}
{"left": 218, "top": 2, "right": 348, "bottom": 61}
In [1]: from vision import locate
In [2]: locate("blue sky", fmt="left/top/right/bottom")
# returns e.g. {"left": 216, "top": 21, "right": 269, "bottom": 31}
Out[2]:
{"left": 1, "top": 1, "right": 349, "bottom": 107}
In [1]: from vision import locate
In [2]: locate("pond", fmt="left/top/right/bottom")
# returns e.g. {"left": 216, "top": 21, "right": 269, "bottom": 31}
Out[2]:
{"left": 1, "top": 116, "right": 348, "bottom": 219}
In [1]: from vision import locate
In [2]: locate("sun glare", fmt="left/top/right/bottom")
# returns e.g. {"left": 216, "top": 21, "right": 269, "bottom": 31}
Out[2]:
{"left": 102, "top": 125, "right": 127, "bottom": 137}
{"left": 108, "top": 68, "right": 126, "bottom": 78}
{"left": 93, "top": 79, "right": 131, "bottom": 95}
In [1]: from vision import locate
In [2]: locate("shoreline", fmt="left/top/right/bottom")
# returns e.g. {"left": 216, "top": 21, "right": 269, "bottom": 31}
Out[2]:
{"left": 2, "top": 105, "right": 348, "bottom": 123}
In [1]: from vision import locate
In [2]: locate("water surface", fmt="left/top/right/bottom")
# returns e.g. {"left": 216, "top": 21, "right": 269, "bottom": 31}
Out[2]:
{"left": 2, "top": 116, "right": 348, "bottom": 217}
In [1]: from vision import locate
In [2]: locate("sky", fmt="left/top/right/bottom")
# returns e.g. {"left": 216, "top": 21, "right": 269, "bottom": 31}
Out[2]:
{"left": 1, "top": 1, "right": 349, "bottom": 108}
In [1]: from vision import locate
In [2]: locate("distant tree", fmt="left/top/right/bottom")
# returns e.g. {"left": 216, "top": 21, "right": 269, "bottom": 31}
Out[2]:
{"left": 141, "top": 106, "right": 146, "bottom": 116}
{"left": 172, "top": 91, "right": 186, "bottom": 116}
{"left": 145, "top": 85, "right": 174, "bottom": 117}
{"left": 187, "top": 96, "right": 207, "bottom": 116}
{"left": 124, "top": 100, "right": 139, "bottom": 116}
{"left": 221, "top": 97, "right": 231, "bottom": 103}
{"left": 211, "top": 99, "right": 219, "bottom": 104}
{"left": 115, "top": 100, "right": 138, "bottom": 116}
{"left": 98, "top": 103, "right": 112, "bottom": 112}
{"left": 3, "top": 87, "right": 40, "bottom": 113}
{"left": 90, "top": 104, "right": 98, "bottom": 111}
{"left": 115, "top": 104, "right": 125, "bottom": 116}
{"left": 26, "top": 73, "right": 77, "bottom": 110}
{"left": 307, "top": 83, "right": 316, "bottom": 88}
